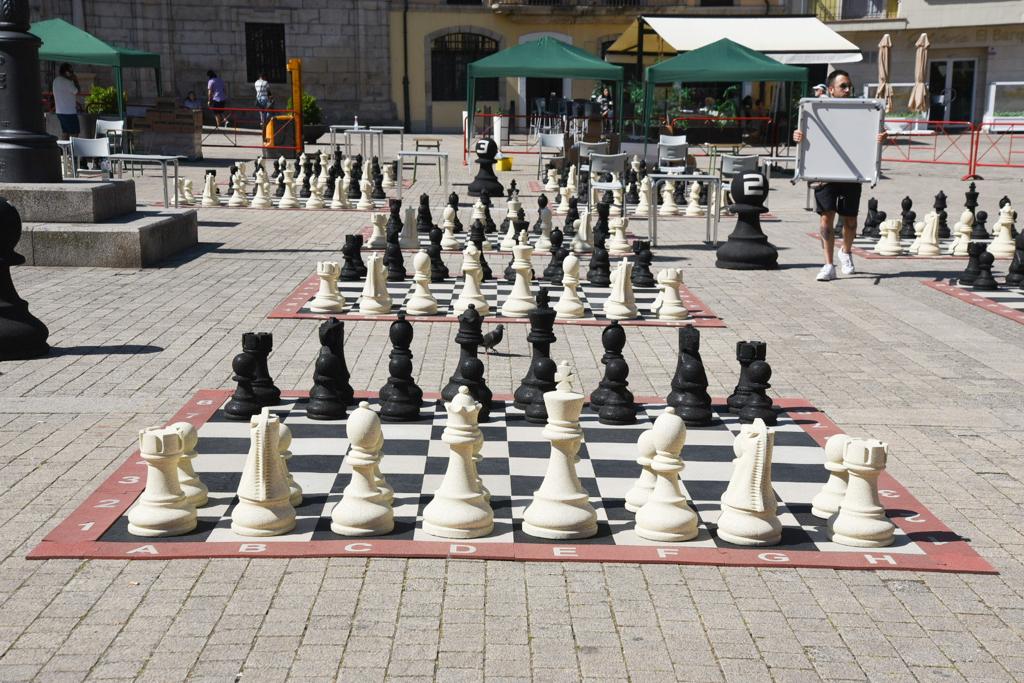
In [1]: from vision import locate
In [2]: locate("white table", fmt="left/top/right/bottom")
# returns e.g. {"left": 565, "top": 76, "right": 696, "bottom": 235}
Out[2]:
{"left": 646, "top": 172, "right": 722, "bottom": 247}
{"left": 395, "top": 150, "right": 448, "bottom": 199}
{"left": 344, "top": 128, "right": 384, "bottom": 160}
{"left": 108, "top": 154, "right": 183, "bottom": 208}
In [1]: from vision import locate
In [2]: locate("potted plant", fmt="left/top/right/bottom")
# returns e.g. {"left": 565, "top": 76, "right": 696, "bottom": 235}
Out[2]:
{"left": 288, "top": 91, "right": 325, "bottom": 144}
{"left": 80, "top": 84, "right": 126, "bottom": 137}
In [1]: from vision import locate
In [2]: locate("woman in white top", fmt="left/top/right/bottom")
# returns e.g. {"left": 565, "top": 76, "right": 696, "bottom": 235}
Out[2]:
{"left": 254, "top": 72, "right": 272, "bottom": 126}
{"left": 52, "top": 62, "right": 80, "bottom": 139}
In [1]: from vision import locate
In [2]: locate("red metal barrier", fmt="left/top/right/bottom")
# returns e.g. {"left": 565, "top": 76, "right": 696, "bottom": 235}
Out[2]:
{"left": 205, "top": 105, "right": 301, "bottom": 153}
{"left": 970, "top": 120, "right": 1024, "bottom": 179}
{"left": 880, "top": 118, "right": 977, "bottom": 180}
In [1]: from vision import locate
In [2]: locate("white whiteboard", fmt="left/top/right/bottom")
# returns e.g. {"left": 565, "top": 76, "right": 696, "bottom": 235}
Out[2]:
{"left": 794, "top": 98, "right": 885, "bottom": 186}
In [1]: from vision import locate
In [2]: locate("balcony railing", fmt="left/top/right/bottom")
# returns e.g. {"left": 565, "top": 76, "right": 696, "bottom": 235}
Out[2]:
{"left": 813, "top": 0, "right": 899, "bottom": 21}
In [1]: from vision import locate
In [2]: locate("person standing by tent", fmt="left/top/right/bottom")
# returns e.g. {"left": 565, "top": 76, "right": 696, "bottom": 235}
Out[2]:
{"left": 207, "top": 70, "right": 229, "bottom": 128}
{"left": 52, "top": 63, "right": 80, "bottom": 140}
{"left": 794, "top": 69, "right": 885, "bottom": 282}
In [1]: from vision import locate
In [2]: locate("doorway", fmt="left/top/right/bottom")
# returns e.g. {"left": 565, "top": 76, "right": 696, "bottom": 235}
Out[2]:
{"left": 928, "top": 59, "right": 976, "bottom": 123}
{"left": 526, "top": 77, "right": 564, "bottom": 117}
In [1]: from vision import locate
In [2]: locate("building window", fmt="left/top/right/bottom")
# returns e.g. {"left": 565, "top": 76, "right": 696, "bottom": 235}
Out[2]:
{"left": 245, "top": 23, "right": 287, "bottom": 83}
{"left": 432, "top": 33, "right": 499, "bottom": 102}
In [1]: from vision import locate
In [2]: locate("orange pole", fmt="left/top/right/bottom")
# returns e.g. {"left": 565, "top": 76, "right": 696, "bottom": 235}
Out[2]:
{"left": 288, "top": 58, "right": 303, "bottom": 154}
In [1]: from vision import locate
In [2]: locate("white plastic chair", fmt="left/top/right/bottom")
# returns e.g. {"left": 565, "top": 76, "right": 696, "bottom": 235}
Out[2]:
{"left": 658, "top": 143, "right": 690, "bottom": 174}
{"left": 587, "top": 152, "right": 627, "bottom": 208}
{"left": 536, "top": 132, "right": 565, "bottom": 180}
{"left": 69, "top": 136, "right": 111, "bottom": 178}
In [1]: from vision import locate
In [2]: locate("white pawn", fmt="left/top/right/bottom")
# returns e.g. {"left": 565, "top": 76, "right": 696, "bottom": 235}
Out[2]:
{"left": 170, "top": 421, "right": 208, "bottom": 508}
{"left": 310, "top": 261, "right": 346, "bottom": 313}
{"left": 201, "top": 173, "right": 219, "bottom": 207}
{"left": 716, "top": 418, "right": 782, "bottom": 546}
{"left": 227, "top": 172, "right": 249, "bottom": 207}
{"left": 278, "top": 422, "right": 302, "bottom": 506}
{"left": 381, "top": 162, "right": 396, "bottom": 189}
{"left": 522, "top": 362, "right": 597, "bottom": 539}
{"left": 571, "top": 210, "right": 593, "bottom": 253}
{"left": 366, "top": 213, "right": 387, "bottom": 249}
{"left": 554, "top": 253, "right": 585, "bottom": 319}
{"left": 536, "top": 203, "right": 553, "bottom": 251}
{"left": 634, "top": 176, "right": 652, "bottom": 217}
{"left": 990, "top": 203, "right": 1016, "bottom": 258}
{"left": 555, "top": 185, "right": 571, "bottom": 215}
{"left": 545, "top": 167, "right": 559, "bottom": 192}
{"left": 331, "top": 402, "right": 394, "bottom": 536}
{"left": 453, "top": 244, "right": 489, "bottom": 316}
{"left": 331, "top": 175, "right": 352, "bottom": 209}
{"left": 500, "top": 236, "right": 537, "bottom": 317}
{"left": 907, "top": 217, "right": 925, "bottom": 254}
{"left": 422, "top": 386, "right": 493, "bottom": 539}
{"left": 684, "top": 181, "right": 704, "bottom": 217}
{"left": 231, "top": 409, "right": 296, "bottom": 536}
{"left": 471, "top": 197, "right": 486, "bottom": 223}
{"left": 182, "top": 179, "right": 195, "bottom": 205}
{"left": 610, "top": 173, "right": 624, "bottom": 217}
{"left": 634, "top": 407, "right": 698, "bottom": 542}
{"left": 251, "top": 169, "right": 272, "bottom": 208}
{"left": 624, "top": 429, "right": 656, "bottom": 513}
{"left": 175, "top": 177, "right": 191, "bottom": 206}
{"left": 607, "top": 216, "right": 630, "bottom": 252}
{"left": 406, "top": 250, "right": 438, "bottom": 316}
{"left": 566, "top": 164, "right": 578, "bottom": 199}
{"left": 499, "top": 203, "right": 520, "bottom": 250}
{"left": 651, "top": 268, "right": 688, "bottom": 321}
{"left": 603, "top": 258, "right": 639, "bottom": 320}
{"left": 356, "top": 174, "right": 374, "bottom": 210}
{"left": 829, "top": 439, "right": 896, "bottom": 547}
{"left": 811, "top": 434, "right": 852, "bottom": 519}
{"left": 127, "top": 426, "right": 197, "bottom": 537}
{"left": 441, "top": 206, "right": 461, "bottom": 250}
{"left": 359, "top": 253, "right": 392, "bottom": 315}
{"left": 278, "top": 169, "right": 300, "bottom": 208}
{"left": 304, "top": 181, "right": 325, "bottom": 209}
{"left": 400, "top": 207, "right": 420, "bottom": 249}
{"left": 948, "top": 210, "right": 973, "bottom": 256}
{"left": 659, "top": 181, "right": 679, "bottom": 216}
{"left": 916, "top": 211, "right": 941, "bottom": 257}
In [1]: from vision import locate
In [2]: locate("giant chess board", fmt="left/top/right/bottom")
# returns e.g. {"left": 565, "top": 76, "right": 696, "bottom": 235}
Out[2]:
{"left": 356, "top": 226, "right": 642, "bottom": 256}
{"left": 808, "top": 232, "right": 1012, "bottom": 260}
{"left": 269, "top": 273, "right": 725, "bottom": 328}
{"left": 30, "top": 390, "right": 992, "bottom": 572}
{"left": 923, "top": 278, "right": 1024, "bottom": 325}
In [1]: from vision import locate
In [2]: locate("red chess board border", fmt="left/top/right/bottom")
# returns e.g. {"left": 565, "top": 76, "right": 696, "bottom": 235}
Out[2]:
{"left": 922, "top": 279, "right": 1024, "bottom": 326}
{"left": 267, "top": 274, "right": 726, "bottom": 328}
{"left": 28, "top": 390, "right": 995, "bottom": 574}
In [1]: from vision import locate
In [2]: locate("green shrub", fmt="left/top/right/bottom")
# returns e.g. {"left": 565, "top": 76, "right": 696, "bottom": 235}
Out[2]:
{"left": 287, "top": 91, "right": 322, "bottom": 126}
{"left": 84, "top": 85, "right": 122, "bottom": 115}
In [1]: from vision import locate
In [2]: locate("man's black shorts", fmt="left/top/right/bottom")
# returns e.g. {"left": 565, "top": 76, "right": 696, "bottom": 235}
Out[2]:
{"left": 814, "top": 182, "right": 862, "bottom": 217}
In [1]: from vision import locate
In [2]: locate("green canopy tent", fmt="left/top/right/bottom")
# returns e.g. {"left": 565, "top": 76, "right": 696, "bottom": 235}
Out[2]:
{"left": 30, "top": 18, "right": 162, "bottom": 120}
{"left": 642, "top": 38, "right": 807, "bottom": 155}
{"left": 466, "top": 36, "right": 624, "bottom": 142}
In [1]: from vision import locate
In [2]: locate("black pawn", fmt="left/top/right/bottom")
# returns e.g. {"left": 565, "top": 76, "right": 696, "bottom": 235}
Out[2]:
{"left": 299, "top": 167, "right": 312, "bottom": 199}
{"left": 524, "top": 358, "right": 558, "bottom": 424}
{"left": 1006, "top": 230, "right": 1024, "bottom": 288}
{"left": 592, "top": 202, "right": 610, "bottom": 244}
{"left": 354, "top": 235, "right": 367, "bottom": 278}
{"left": 249, "top": 332, "right": 281, "bottom": 407}
{"left": 385, "top": 235, "right": 406, "bottom": 282}
{"left": 513, "top": 289, "right": 557, "bottom": 410}
{"left": 428, "top": 227, "right": 449, "bottom": 281}
{"left": 862, "top": 197, "right": 878, "bottom": 237}
{"left": 715, "top": 172, "right": 778, "bottom": 270}
{"left": 481, "top": 192, "right": 497, "bottom": 233}
{"left": 442, "top": 304, "right": 484, "bottom": 402}
{"left": 937, "top": 210, "right": 950, "bottom": 240}
{"left": 971, "top": 210, "right": 990, "bottom": 240}
{"left": 959, "top": 241, "right": 983, "bottom": 285}
{"left": 673, "top": 179, "right": 687, "bottom": 206}
{"left": 386, "top": 198, "right": 403, "bottom": 235}
{"left": 227, "top": 165, "right": 237, "bottom": 195}
{"left": 460, "top": 356, "right": 493, "bottom": 423}
{"left": 371, "top": 170, "right": 386, "bottom": 201}
{"left": 597, "top": 358, "right": 637, "bottom": 426}
{"left": 417, "top": 193, "right": 434, "bottom": 233}
{"left": 665, "top": 327, "right": 713, "bottom": 427}
{"left": 307, "top": 318, "right": 355, "bottom": 421}
{"left": 564, "top": 197, "right": 580, "bottom": 234}
{"left": 737, "top": 360, "right": 777, "bottom": 426}
{"left": 224, "top": 339, "right": 262, "bottom": 420}
{"left": 470, "top": 221, "right": 493, "bottom": 281}
{"left": 588, "top": 234, "right": 611, "bottom": 287}
{"left": 275, "top": 171, "right": 285, "bottom": 198}
{"left": 934, "top": 191, "right": 949, "bottom": 238}
{"left": 625, "top": 180, "right": 640, "bottom": 206}
{"left": 0, "top": 200, "right": 49, "bottom": 360}
{"left": 379, "top": 314, "right": 425, "bottom": 422}
{"left": 631, "top": 240, "right": 655, "bottom": 288}
{"left": 448, "top": 192, "right": 463, "bottom": 233}
{"left": 543, "top": 228, "right": 564, "bottom": 281}
{"left": 726, "top": 340, "right": 767, "bottom": 414}
{"left": 972, "top": 250, "right": 999, "bottom": 291}
{"left": 340, "top": 235, "right": 362, "bottom": 281}
{"left": 533, "top": 194, "right": 549, "bottom": 235}
{"left": 899, "top": 197, "right": 916, "bottom": 239}
{"left": 589, "top": 321, "right": 631, "bottom": 409}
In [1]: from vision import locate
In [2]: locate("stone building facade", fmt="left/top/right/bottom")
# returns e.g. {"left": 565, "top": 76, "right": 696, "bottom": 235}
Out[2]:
{"left": 29, "top": 0, "right": 397, "bottom": 124}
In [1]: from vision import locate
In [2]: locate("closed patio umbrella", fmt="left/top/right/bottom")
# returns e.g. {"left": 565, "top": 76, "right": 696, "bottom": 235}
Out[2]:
{"left": 875, "top": 34, "right": 893, "bottom": 112}
{"left": 907, "top": 33, "right": 930, "bottom": 114}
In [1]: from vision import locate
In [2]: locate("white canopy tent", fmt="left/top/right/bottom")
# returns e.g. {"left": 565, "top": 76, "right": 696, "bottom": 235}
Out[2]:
{"left": 606, "top": 16, "right": 862, "bottom": 66}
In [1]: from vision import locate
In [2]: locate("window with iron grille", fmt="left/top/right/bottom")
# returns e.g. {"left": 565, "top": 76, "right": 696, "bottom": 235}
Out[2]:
{"left": 245, "top": 23, "right": 287, "bottom": 84}
{"left": 431, "top": 33, "right": 499, "bottom": 101}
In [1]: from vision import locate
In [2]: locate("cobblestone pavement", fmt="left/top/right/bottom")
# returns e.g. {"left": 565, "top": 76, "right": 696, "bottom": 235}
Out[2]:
{"left": 1, "top": 135, "right": 1022, "bottom": 682}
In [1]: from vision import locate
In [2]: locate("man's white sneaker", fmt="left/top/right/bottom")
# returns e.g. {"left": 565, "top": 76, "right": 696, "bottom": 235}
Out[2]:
{"left": 837, "top": 250, "right": 855, "bottom": 275}
{"left": 816, "top": 264, "right": 837, "bottom": 281}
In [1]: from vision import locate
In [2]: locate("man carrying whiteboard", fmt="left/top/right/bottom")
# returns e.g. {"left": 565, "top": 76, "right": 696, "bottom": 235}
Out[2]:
{"left": 794, "top": 70, "right": 886, "bottom": 282}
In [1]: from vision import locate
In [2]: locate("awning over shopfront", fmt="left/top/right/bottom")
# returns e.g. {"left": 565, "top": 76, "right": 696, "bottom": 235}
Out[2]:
{"left": 606, "top": 16, "right": 862, "bottom": 65}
